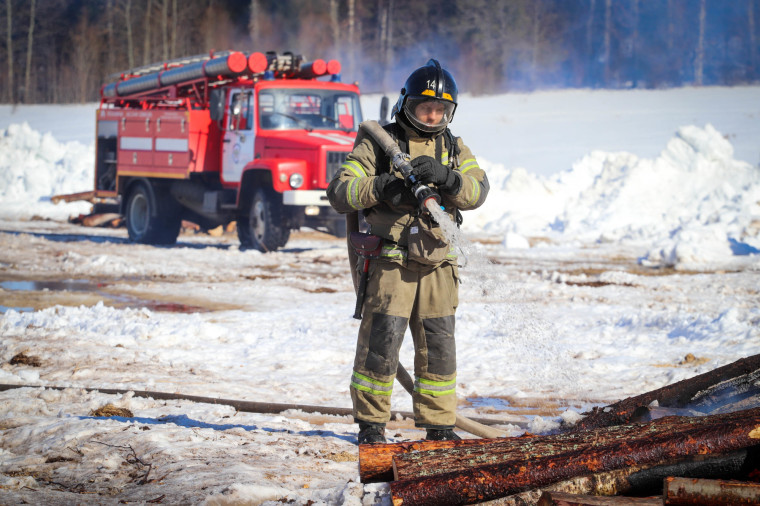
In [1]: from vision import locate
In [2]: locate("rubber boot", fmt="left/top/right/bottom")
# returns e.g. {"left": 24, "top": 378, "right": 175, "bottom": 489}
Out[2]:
{"left": 425, "top": 428, "right": 461, "bottom": 441}
{"left": 358, "top": 423, "right": 387, "bottom": 444}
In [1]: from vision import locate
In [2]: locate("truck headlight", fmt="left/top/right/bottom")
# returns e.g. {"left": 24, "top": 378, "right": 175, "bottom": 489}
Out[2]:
{"left": 289, "top": 173, "right": 304, "bottom": 189}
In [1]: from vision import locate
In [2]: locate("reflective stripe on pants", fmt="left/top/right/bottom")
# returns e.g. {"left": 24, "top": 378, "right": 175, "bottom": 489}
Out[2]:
{"left": 350, "top": 258, "right": 458, "bottom": 428}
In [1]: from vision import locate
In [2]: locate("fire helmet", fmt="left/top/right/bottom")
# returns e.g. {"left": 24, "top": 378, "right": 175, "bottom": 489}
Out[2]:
{"left": 391, "top": 59, "right": 458, "bottom": 134}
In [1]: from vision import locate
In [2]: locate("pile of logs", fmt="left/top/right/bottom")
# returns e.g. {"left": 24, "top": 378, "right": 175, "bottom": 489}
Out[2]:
{"left": 69, "top": 212, "right": 122, "bottom": 228}
{"left": 358, "top": 354, "right": 760, "bottom": 505}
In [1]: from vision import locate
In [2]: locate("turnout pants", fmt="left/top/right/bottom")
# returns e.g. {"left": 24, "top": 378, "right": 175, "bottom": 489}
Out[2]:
{"left": 350, "top": 258, "right": 459, "bottom": 429}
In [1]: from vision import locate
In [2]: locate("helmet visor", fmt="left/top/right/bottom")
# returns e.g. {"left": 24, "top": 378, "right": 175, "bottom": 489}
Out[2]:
{"left": 403, "top": 97, "right": 456, "bottom": 133}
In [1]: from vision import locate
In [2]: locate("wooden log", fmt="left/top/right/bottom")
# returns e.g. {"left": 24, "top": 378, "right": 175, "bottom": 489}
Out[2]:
{"left": 537, "top": 491, "right": 662, "bottom": 506}
{"left": 81, "top": 213, "right": 122, "bottom": 227}
{"left": 476, "top": 450, "right": 753, "bottom": 505}
{"left": 392, "top": 410, "right": 746, "bottom": 481}
{"left": 664, "top": 477, "right": 760, "bottom": 505}
{"left": 359, "top": 438, "right": 494, "bottom": 483}
{"left": 51, "top": 190, "right": 97, "bottom": 204}
{"left": 359, "top": 433, "right": 540, "bottom": 483}
{"left": 575, "top": 354, "right": 760, "bottom": 431}
{"left": 389, "top": 408, "right": 760, "bottom": 506}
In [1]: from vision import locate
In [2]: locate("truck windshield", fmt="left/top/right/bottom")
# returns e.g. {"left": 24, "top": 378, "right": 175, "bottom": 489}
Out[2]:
{"left": 258, "top": 88, "right": 362, "bottom": 132}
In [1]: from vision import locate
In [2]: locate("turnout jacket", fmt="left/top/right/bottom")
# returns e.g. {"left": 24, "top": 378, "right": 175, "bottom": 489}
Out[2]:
{"left": 327, "top": 121, "right": 489, "bottom": 248}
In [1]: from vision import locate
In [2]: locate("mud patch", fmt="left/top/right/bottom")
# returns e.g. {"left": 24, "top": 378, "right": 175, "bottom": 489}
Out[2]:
{"left": 0, "top": 277, "right": 241, "bottom": 314}
{"left": 9, "top": 352, "right": 42, "bottom": 367}
{"left": 0, "top": 289, "right": 105, "bottom": 313}
{"left": 564, "top": 279, "right": 635, "bottom": 288}
{"left": 305, "top": 287, "right": 337, "bottom": 294}
{"left": 654, "top": 353, "right": 711, "bottom": 368}
{"left": 323, "top": 451, "right": 358, "bottom": 462}
{"left": 90, "top": 404, "right": 134, "bottom": 418}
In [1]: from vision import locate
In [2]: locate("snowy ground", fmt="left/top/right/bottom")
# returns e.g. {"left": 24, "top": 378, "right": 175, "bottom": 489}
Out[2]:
{"left": 1, "top": 86, "right": 759, "bottom": 504}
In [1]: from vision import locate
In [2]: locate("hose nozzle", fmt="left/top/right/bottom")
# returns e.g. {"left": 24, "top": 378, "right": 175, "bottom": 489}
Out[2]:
{"left": 412, "top": 183, "right": 441, "bottom": 209}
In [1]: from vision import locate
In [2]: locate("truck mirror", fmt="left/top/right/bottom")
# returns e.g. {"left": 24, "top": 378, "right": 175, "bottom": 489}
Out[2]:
{"left": 210, "top": 89, "right": 225, "bottom": 122}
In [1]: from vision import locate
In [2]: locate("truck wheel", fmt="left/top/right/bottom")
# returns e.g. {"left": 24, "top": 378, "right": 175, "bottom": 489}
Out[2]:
{"left": 238, "top": 188, "right": 289, "bottom": 252}
{"left": 125, "top": 182, "right": 181, "bottom": 245}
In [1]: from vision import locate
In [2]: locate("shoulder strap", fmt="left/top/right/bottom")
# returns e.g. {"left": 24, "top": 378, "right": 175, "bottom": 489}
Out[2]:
{"left": 435, "top": 135, "right": 443, "bottom": 162}
{"left": 444, "top": 128, "right": 461, "bottom": 162}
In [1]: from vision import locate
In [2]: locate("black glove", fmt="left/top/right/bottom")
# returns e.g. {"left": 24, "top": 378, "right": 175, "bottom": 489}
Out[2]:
{"left": 410, "top": 155, "right": 461, "bottom": 194}
{"left": 374, "top": 173, "right": 416, "bottom": 206}
{"left": 410, "top": 155, "right": 448, "bottom": 185}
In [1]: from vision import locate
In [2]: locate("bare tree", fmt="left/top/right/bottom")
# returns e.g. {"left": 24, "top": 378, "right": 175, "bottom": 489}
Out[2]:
{"left": 143, "top": 0, "right": 153, "bottom": 64}
{"left": 5, "top": 0, "right": 13, "bottom": 103}
{"left": 328, "top": 0, "right": 339, "bottom": 50}
{"left": 603, "top": 0, "right": 611, "bottom": 84}
{"left": 585, "top": 0, "right": 595, "bottom": 86}
{"left": 750, "top": 0, "right": 757, "bottom": 78}
{"left": 202, "top": 0, "right": 215, "bottom": 53}
{"left": 530, "top": 0, "right": 542, "bottom": 88}
{"left": 385, "top": 0, "right": 393, "bottom": 86}
{"left": 586, "top": 0, "right": 595, "bottom": 56}
{"left": 453, "top": 0, "right": 509, "bottom": 92}
{"left": 248, "top": 0, "right": 260, "bottom": 47}
{"left": 124, "top": 0, "right": 135, "bottom": 69}
{"left": 667, "top": 0, "right": 675, "bottom": 54}
{"left": 23, "top": 0, "right": 34, "bottom": 102}
{"left": 106, "top": 0, "right": 114, "bottom": 72}
{"left": 377, "top": 0, "right": 394, "bottom": 91}
{"left": 161, "top": 0, "right": 168, "bottom": 60}
{"left": 695, "top": 0, "right": 706, "bottom": 85}
{"left": 631, "top": 0, "right": 639, "bottom": 85}
{"left": 66, "top": 13, "right": 100, "bottom": 102}
{"left": 347, "top": 0, "right": 356, "bottom": 80}
{"left": 171, "top": 0, "right": 177, "bottom": 58}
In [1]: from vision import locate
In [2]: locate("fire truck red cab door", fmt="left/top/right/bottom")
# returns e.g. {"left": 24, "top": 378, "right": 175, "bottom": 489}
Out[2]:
{"left": 221, "top": 88, "right": 255, "bottom": 184}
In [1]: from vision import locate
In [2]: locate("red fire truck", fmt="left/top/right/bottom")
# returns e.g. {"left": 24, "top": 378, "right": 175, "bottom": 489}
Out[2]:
{"left": 92, "top": 50, "right": 362, "bottom": 251}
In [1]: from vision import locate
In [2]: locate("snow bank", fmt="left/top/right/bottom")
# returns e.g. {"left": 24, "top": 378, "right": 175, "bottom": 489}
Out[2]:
{"left": 0, "top": 122, "right": 93, "bottom": 219}
{"left": 468, "top": 124, "right": 760, "bottom": 269}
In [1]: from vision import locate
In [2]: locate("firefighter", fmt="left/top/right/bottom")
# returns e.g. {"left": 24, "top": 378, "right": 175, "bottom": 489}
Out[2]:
{"left": 327, "top": 59, "right": 489, "bottom": 444}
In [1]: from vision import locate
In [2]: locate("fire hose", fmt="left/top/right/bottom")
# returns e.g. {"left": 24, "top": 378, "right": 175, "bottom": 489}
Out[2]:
{"left": 344, "top": 121, "right": 506, "bottom": 439}
{"left": 0, "top": 383, "right": 514, "bottom": 430}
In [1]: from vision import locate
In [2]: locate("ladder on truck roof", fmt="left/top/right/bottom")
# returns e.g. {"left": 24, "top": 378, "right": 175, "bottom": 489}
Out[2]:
{"left": 100, "top": 50, "right": 342, "bottom": 108}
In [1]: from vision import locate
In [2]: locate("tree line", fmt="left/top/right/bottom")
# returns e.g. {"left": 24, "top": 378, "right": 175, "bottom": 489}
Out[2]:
{"left": 2, "top": 0, "right": 758, "bottom": 104}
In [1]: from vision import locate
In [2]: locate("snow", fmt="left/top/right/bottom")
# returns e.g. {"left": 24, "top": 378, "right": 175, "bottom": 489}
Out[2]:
{"left": 1, "top": 86, "right": 759, "bottom": 504}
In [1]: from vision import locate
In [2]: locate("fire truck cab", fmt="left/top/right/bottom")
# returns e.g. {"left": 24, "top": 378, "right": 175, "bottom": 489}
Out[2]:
{"left": 94, "top": 51, "right": 361, "bottom": 252}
